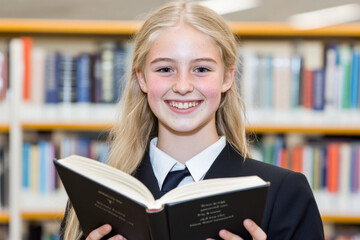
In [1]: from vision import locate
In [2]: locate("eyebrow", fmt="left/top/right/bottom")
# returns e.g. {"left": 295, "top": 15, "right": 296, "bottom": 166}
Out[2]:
{"left": 150, "top": 57, "right": 218, "bottom": 65}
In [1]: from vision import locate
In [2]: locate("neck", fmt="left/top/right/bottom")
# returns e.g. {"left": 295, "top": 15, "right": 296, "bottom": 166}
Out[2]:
{"left": 156, "top": 121, "right": 220, "bottom": 164}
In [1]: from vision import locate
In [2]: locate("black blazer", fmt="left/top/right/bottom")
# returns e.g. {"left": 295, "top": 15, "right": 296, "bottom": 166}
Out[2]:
{"left": 134, "top": 143, "right": 325, "bottom": 240}
{"left": 61, "top": 143, "right": 324, "bottom": 240}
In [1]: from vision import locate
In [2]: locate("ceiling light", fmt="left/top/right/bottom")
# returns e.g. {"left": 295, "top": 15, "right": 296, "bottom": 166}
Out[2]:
{"left": 197, "top": 0, "right": 261, "bottom": 15}
{"left": 288, "top": 3, "right": 360, "bottom": 30}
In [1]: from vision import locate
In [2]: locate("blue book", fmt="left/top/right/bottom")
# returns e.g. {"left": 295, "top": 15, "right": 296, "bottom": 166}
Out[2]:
{"left": 313, "top": 69, "right": 325, "bottom": 111}
{"left": 350, "top": 48, "right": 359, "bottom": 109}
{"left": 113, "top": 44, "right": 127, "bottom": 102}
{"left": 76, "top": 54, "right": 91, "bottom": 103}
{"left": 22, "top": 143, "right": 31, "bottom": 189}
{"left": 45, "top": 53, "right": 62, "bottom": 103}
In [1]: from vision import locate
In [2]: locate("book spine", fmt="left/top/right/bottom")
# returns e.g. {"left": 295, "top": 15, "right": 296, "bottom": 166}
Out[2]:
{"left": 339, "top": 44, "right": 352, "bottom": 109}
{"left": 313, "top": 69, "right": 325, "bottom": 111}
{"left": 146, "top": 209, "right": 170, "bottom": 240}
{"left": 350, "top": 47, "right": 360, "bottom": 109}
{"left": 101, "top": 43, "right": 115, "bottom": 103}
{"left": 0, "top": 51, "right": 8, "bottom": 103}
{"left": 76, "top": 53, "right": 91, "bottom": 103}
{"left": 21, "top": 37, "right": 33, "bottom": 102}
{"left": 301, "top": 69, "right": 314, "bottom": 109}
{"left": 290, "top": 54, "right": 302, "bottom": 108}
{"left": 45, "top": 53, "right": 59, "bottom": 103}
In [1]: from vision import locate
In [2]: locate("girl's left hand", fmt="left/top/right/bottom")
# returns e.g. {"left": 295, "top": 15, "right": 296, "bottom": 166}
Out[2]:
{"left": 206, "top": 219, "right": 267, "bottom": 240}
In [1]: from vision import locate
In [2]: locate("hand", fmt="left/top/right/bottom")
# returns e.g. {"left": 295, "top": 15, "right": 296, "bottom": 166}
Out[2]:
{"left": 86, "top": 224, "right": 127, "bottom": 240}
{"left": 206, "top": 219, "right": 266, "bottom": 240}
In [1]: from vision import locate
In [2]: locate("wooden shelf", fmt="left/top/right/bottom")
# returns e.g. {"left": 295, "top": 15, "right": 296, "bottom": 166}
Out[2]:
{"left": 22, "top": 122, "right": 113, "bottom": 131}
{"left": 0, "top": 124, "right": 9, "bottom": 132}
{"left": 21, "top": 211, "right": 64, "bottom": 221}
{"left": 246, "top": 125, "right": 360, "bottom": 135}
{"left": 0, "top": 19, "right": 360, "bottom": 37}
{"left": 0, "top": 19, "right": 141, "bottom": 35}
{"left": 229, "top": 22, "right": 360, "bottom": 37}
{"left": 322, "top": 215, "right": 360, "bottom": 224}
{"left": 0, "top": 212, "right": 9, "bottom": 223}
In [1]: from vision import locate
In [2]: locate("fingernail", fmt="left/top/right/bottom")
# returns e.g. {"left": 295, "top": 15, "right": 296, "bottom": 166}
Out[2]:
{"left": 103, "top": 224, "right": 111, "bottom": 231}
{"left": 219, "top": 229, "right": 229, "bottom": 237}
{"left": 244, "top": 219, "right": 253, "bottom": 228}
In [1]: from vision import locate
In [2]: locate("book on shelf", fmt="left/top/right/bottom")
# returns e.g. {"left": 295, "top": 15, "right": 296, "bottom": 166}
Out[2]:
{"left": 252, "top": 134, "right": 360, "bottom": 213}
{"left": 54, "top": 155, "right": 270, "bottom": 240}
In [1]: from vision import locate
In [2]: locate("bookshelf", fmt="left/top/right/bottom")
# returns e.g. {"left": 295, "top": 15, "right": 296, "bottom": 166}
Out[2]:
{"left": 1, "top": 19, "right": 360, "bottom": 239}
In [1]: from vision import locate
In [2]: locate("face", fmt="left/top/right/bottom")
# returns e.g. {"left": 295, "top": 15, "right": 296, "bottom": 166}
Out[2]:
{"left": 136, "top": 24, "right": 234, "bottom": 136}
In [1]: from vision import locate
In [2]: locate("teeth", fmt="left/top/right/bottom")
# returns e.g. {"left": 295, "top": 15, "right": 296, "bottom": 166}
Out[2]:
{"left": 169, "top": 101, "right": 199, "bottom": 109}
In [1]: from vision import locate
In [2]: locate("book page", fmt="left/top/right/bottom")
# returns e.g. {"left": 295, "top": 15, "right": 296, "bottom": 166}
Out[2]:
{"left": 57, "top": 155, "right": 157, "bottom": 207}
{"left": 157, "top": 176, "right": 269, "bottom": 206}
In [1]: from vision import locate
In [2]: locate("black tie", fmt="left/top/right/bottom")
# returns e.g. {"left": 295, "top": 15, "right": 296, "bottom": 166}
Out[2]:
{"left": 160, "top": 168, "right": 191, "bottom": 196}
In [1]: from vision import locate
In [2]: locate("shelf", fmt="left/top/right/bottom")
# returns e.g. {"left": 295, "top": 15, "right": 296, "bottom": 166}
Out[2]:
{"left": 0, "top": 212, "right": 9, "bottom": 223}
{"left": 246, "top": 110, "right": 360, "bottom": 135}
{"left": 1, "top": 19, "right": 360, "bottom": 37}
{"left": 21, "top": 212, "right": 64, "bottom": 221}
{"left": 20, "top": 104, "right": 117, "bottom": 131}
{"left": 0, "top": 124, "right": 9, "bottom": 132}
{"left": 322, "top": 215, "right": 360, "bottom": 224}
{"left": 0, "top": 19, "right": 141, "bottom": 35}
{"left": 229, "top": 22, "right": 360, "bottom": 37}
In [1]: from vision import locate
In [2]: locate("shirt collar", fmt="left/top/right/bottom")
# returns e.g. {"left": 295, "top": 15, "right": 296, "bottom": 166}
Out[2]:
{"left": 149, "top": 136, "right": 226, "bottom": 189}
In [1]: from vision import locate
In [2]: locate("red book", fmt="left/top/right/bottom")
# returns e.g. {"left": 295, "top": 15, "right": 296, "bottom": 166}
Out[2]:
{"left": 327, "top": 143, "right": 339, "bottom": 193}
{"left": 21, "top": 37, "right": 33, "bottom": 101}
{"left": 301, "top": 69, "right": 313, "bottom": 109}
{"left": 291, "top": 146, "right": 303, "bottom": 173}
{"left": 279, "top": 149, "right": 288, "bottom": 169}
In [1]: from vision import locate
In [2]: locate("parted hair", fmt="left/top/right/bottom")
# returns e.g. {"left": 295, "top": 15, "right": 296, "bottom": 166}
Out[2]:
{"left": 62, "top": 1, "right": 249, "bottom": 239}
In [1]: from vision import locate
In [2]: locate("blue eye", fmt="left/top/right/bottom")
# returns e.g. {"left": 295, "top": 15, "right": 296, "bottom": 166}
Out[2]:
{"left": 158, "top": 67, "right": 173, "bottom": 73}
{"left": 194, "top": 67, "right": 210, "bottom": 73}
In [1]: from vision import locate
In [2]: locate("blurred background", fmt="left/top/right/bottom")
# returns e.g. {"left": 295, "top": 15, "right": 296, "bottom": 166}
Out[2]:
{"left": 1, "top": 0, "right": 360, "bottom": 240}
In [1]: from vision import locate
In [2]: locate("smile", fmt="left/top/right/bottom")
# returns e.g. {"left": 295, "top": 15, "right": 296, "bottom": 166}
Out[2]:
{"left": 168, "top": 101, "right": 200, "bottom": 109}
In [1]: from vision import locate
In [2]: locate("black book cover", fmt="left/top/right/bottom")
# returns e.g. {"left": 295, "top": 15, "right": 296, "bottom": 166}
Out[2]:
{"left": 54, "top": 159, "right": 269, "bottom": 240}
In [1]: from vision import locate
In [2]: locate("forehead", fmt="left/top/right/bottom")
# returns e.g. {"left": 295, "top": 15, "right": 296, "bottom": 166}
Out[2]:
{"left": 146, "top": 24, "right": 222, "bottom": 62}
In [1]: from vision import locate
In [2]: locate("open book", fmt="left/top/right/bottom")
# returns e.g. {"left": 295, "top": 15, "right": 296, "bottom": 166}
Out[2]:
{"left": 54, "top": 155, "right": 270, "bottom": 240}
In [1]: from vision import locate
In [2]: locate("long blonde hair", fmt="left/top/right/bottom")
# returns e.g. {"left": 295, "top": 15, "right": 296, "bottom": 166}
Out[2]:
{"left": 62, "top": 1, "right": 249, "bottom": 239}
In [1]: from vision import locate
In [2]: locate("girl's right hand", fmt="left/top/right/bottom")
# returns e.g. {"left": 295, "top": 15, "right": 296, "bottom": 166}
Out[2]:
{"left": 86, "top": 224, "right": 127, "bottom": 240}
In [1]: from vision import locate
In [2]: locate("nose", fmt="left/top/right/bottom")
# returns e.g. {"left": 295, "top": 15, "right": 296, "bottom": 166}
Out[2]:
{"left": 172, "top": 71, "right": 194, "bottom": 95}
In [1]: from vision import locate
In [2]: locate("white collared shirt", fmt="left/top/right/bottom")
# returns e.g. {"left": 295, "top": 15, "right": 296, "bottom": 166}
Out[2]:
{"left": 149, "top": 136, "right": 226, "bottom": 190}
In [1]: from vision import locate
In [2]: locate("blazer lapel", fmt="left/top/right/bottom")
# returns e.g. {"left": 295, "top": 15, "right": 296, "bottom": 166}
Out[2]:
{"left": 204, "top": 143, "right": 246, "bottom": 179}
{"left": 134, "top": 152, "right": 163, "bottom": 199}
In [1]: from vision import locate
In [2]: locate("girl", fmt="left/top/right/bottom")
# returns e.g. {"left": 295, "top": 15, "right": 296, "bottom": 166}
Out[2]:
{"left": 61, "top": 1, "right": 324, "bottom": 240}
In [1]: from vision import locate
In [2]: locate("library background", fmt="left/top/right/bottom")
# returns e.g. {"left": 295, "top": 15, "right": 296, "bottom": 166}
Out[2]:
{"left": 1, "top": 0, "right": 360, "bottom": 239}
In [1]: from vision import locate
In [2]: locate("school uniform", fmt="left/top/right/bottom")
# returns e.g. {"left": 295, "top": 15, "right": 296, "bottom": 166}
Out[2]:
{"left": 135, "top": 141, "right": 325, "bottom": 240}
{"left": 61, "top": 140, "right": 324, "bottom": 240}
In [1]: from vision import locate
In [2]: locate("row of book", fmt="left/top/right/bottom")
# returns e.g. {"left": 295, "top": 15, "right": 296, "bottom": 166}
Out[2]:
{"left": 239, "top": 41, "right": 360, "bottom": 112}
{"left": 0, "top": 37, "right": 133, "bottom": 105}
{"left": 2, "top": 38, "right": 360, "bottom": 113}
{"left": 252, "top": 134, "right": 360, "bottom": 194}
{"left": 22, "top": 135, "right": 109, "bottom": 196}
{"left": 0, "top": 135, "right": 8, "bottom": 210}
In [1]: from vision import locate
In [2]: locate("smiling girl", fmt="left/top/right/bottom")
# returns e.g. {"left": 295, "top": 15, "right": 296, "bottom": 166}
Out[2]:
{"left": 60, "top": 1, "right": 324, "bottom": 240}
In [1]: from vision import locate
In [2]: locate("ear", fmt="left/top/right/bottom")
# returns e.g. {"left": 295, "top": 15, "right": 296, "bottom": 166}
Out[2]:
{"left": 221, "top": 65, "right": 235, "bottom": 93}
{"left": 136, "top": 68, "right": 148, "bottom": 93}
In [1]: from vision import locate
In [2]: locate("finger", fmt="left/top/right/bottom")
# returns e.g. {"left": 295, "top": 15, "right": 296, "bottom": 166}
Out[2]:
{"left": 243, "top": 219, "right": 267, "bottom": 240}
{"left": 108, "top": 234, "right": 127, "bottom": 240}
{"left": 219, "top": 229, "right": 243, "bottom": 240}
{"left": 86, "top": 224, "right": 112, "bottom": 240}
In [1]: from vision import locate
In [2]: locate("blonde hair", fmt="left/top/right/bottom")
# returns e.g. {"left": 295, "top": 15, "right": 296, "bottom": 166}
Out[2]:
{"left": 62, "top": 1, "right": 249, "bottom": 239}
